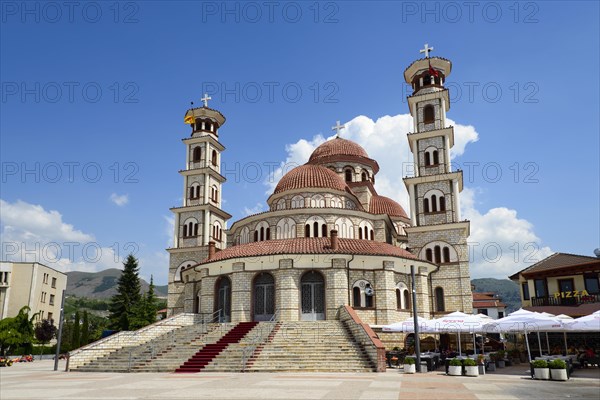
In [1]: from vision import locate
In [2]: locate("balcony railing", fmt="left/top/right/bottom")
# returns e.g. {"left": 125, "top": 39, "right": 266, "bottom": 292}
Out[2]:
{"left": 531, "top": 293, "right": 600, "bottom": 307}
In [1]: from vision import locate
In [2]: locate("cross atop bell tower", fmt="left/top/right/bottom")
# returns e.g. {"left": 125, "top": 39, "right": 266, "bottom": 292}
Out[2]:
{"left": 419, "top": 43, "right": 434, "bottom": 58}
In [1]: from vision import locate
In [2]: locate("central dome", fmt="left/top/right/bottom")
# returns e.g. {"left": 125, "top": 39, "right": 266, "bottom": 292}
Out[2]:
{"left": 309, "top": 137, "right": 370, "bottom": 162}
{"left": 274, "top": 164, "right": 348, "bottom": 195}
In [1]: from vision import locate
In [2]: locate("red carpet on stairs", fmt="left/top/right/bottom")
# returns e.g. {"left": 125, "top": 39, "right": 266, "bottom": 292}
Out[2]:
{"left": 175, "top": 322, "right": 257, "bottom": 373}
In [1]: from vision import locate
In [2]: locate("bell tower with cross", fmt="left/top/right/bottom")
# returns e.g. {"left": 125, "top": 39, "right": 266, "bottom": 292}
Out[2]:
{"left": 402, "top": 45, "right": 473, "bottom": 315}
{"left": 167, "top": 94, "right": 232, "bottom": 316}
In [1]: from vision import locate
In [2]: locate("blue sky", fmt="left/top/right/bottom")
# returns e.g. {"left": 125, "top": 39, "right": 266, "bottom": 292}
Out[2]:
{"left": 1, "top": 1, "right": 599, "bottom": 284}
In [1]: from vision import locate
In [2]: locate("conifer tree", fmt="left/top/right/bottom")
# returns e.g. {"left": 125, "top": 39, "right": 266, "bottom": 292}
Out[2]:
{"left": 108, "top": 254, "right": 142, "bottom": 330}
{"left": 72, "top": 311, "right": 80, "bottom": 349}
{"left": 81, "top": 311, "right": 89, "bottom": 345}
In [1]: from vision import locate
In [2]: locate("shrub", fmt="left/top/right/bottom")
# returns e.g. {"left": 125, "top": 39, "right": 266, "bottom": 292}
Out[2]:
{"left": 495, "top": 350, "right": 506, "bottom": 359}
{"left": 404, "top": 357, "right": 415, "bottom": 365}
{"left": 532, "top": 359, "right": 548, "bottom": 368}
{"left": 449, "top": 358, "right": 463, "bottom": 366}
{"left": 463, "top": 358, "right": 477, "bottom": 366}
{"left": 548, "top": 359, "right": 567, "bottom": 369}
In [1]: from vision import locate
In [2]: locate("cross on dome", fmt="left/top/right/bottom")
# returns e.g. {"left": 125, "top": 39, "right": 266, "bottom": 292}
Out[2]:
{"left": 331, "top": 120, "right": 345, "bottom": 137}
{"left": 201, "top": 93, "right": 212, "bottom": 107}
{"left": 420, "top": 43, "right": 434, "bottom": 58}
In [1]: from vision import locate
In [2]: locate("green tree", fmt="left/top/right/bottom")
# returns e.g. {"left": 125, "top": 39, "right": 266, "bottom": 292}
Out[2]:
{"left": 34, "top": 319, "right": 57, "bottom": 359}
{"left": 108, "top": 254, "right": 142, "bottom": 331}
{"left": 81, "top": 311, "right": 90, "bottom": 345}
{"left": 0, "top": 306, "right": 36, "bottom": 355}
{"left": 144, "top": 275, "right": 159, "bottom": 324}
{"left": 71, "top": 311, "right": 80, "bottom": 349}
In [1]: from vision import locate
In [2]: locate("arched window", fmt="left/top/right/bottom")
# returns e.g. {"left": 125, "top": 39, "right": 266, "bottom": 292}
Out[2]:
{"left": 353, "top": 287, "right": 362, "bottom": 307}
{"left": 189, "top": 183, "right": 200, "bottom": 200}
{"left": 266, "top": 227, "right": 271, "bottom": 240}
{"left": 425, "top": 248, "right": 433, "bottom": 262}
{"left": 358, "top": 227, "right": 363, "bottom": 240}
{"left": 192, "top": 147, "right": 201, "bottom": 162}
{"left": 240, "top": 227, "right": 250, "bottom": 244}
{"left": 424, "top": 152, "right": 431, "bottom": 166}
{"left": 369, "top": 230, "right": 374, "bottom": 240}
{"left": 276, "top": 199, "right": 286, "bottom": 210}
{"left": 321, "top": 224, "right": 327, "bottom": 237}
{"left": 345, "top": 169, "right": 353, "bottom": 182}
{"left": 183, "top": 224, "right": 187, "bottom": 237}
{"left": 359, "top": 221, "right": 374, "bottom": 241}
{"left": 395, "top": 289, "right": 401, "bottom": 309}
{"left": 313, "top": 222, "right": 319, "bottom": 237}
{"left": 361, "top": 171, "right": 367, "bottom": 181}
{"left": 434, "top": 245, "right": 441, "bottom": 264}
{"left": 403, "top": 290, "right": 411, "bottom": 310}
{"left": 175, "top": 261, "right": 195, "bottom": 283}
{"left": 213, "top": 222, "right": 222, "bottom": 242}
{"left": 435, "top": 287, "right": 445, "bottom": 312}
{"left": 439, "top": 196, "right": 446, "bottom": 211}
{"left": 305, "top": 224, "right": 310, "bottom": 237}
{"left": 310, "top": 195, "right": 325, "bottom": 208}
{"left": 253, "top": 231, "right": 258, "bottom": 242}
{"left": 291, "top": 195, "right": 304, "bottom": 209}
{"left": 305, "top": 216, "right": 326, "bottom": 238}
{"left": 431, "top": 195, "right": 438, "bottom": 212}
{"left": 260, "top": 227, "right": 264, "bottom": 241}
{"left": 330, "top": 197, "right": 343, "bottom": 208}
{"left": 423, "top": 198, "right": 430, "bottom": 213}
{"left": 206, "top": 121, "right": 212, "bottom": 132}
{"left": 210, "top": 185, "right": 218, "bottom": 202}
{"left": 334, "top": 217, "right": 354, "bottom": 239}
{"left": 255, "top": 221, "right": 269, "bottom": 242}
{"left": 443, "top": 247, "right": 450, "bottom": 263}
{"left": 423, "top": 105, "right": 435, "bottom": 124}
{"left": 276, "top": 218, "right": 296, "bottom": 239}
{"left": 353, "top": 280, "right": 374, "bottom": 308}
{"left": 211, "top": 150, "right": 217, "bottom": 166}
{"left": 433, "top": 150, "right": 439, "bottom": 165}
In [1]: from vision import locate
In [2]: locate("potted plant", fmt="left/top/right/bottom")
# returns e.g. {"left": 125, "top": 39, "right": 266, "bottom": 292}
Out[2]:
{"left": 448, "top": 358, "right": 462, "bottom": 376}
{"left": 509, "top": 349, "right": 521, "bottom": 365}
{"left": 532, "top": 359, "right": 550, "bottom": 380}
{"left": 549, "top": 359, "right": 568, "bottom": 381}
{"left": 495, "top": 350, "right": 506, "bottom": 368}
{"left": 403, "top": 357, "right": 416, "bottom": 374}
{"left": 477, "top": 354, "right": 486, "bottom": 375}
{"left": 464, "top": 358, "right": 479, "bottom": 377}
{"left": 487, "top": 353, "right": 497, "bottom": 371}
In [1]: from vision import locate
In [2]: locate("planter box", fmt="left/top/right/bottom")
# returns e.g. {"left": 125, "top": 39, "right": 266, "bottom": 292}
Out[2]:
{"left": 465, "top": 366, "right": 479, "bottom": 377}
{"left": 403, "top": 364, "right": 416, "bottom": 374}
{"left": 487, "top": 362, "right": 496, "bottom": 372}
{"left": 534, "top": 368, "right": 550, "bottom": 380}
{"left": 550, "top": 369, "right": 568, "bottom": 381}
{"left": 496, "top": 360, "right": 506, "bottom": 368}
{"left": 478, "top": 364, "right": 486, "bottom": 375}
{"left": 448, "top": 365, "right": 462, "bottom": 376}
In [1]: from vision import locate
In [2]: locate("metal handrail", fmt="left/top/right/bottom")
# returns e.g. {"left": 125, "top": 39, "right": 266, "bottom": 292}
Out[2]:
{"left": 241, "top": 310, "right": 280, "bottom": 372}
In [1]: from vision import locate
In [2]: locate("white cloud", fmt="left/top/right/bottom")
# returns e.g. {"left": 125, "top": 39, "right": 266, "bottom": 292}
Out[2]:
{"left": 1, "top": 199, "right": 123, "bottom": 273}
{"left": 461, "top": 188, "right": 553, "bottom": 279}
{"left": 163, "top": 215, "right": 175, "bottom": 248}
{"left": 243, "top": 202, "right": 265, "bottom": 216}
{"left": 261, "top": 112, "right": 550, "bottom": 279}
{"left": 110, "top": 193, "right": 129, "bottom": 206}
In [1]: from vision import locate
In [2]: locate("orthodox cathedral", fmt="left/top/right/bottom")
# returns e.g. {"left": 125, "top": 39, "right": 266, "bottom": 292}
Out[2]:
{"left": 167, "top": 47, "right": 473, "bottom": 326}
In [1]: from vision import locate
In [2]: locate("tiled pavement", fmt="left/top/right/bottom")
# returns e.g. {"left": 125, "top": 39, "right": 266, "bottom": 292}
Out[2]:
{"left": 1, "top": 360, "right": 599, "bottom": 400}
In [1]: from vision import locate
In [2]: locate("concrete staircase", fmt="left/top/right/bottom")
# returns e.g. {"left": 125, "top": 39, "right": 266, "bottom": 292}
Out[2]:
{"left": 175, "top": 322, "right": 258, "bottom": 373}
{"left": 74, "top": 323, "right": 232, "bottom": 372}
{"left": 245, "top": 321, "right": 376, "bottom": 372}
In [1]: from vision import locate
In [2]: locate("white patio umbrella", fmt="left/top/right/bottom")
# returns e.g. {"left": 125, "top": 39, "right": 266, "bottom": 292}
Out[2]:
{"left": 483, "top": 309, "right": 564, "bottom": 362}
{"left": 554, "top": 314, "right": 574, "bottom": 354}
{"left": 425, "top": 311, "right": 492, "bottom": 356}
{"left": 565, "top": 310, "right": 600, "bottom": 332}
{"left": 382, "top": 316, "right": 430, "bottom": 333}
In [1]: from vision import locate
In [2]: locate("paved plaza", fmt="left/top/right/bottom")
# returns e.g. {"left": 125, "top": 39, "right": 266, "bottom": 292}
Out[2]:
{"left": 1, "top": 360, "right": 599, "bottom": 400}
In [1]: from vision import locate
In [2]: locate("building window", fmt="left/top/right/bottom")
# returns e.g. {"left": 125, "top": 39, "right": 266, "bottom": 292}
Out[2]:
{"left": 442, "top": 247, "right": 450, "bottom": 263}
{"left": 584, "top": 274, "right": 600, "bottom": 294}
{"left": 211, "top": 150, "right": 218, "bottom": 166}
{"left": 434, "top": 246, "right": 441, "bottom": 264}
{"left": 432, "top": 150, "right": 439, "bottom": 165}
{"left": 192, "top": 147, "right": 201, "bottom": 162}
{"left": 434, "top": 287, "right": 445, "bottom": 312}
{"left": 396, "top": 289, "right": 401, "bottom": 309}
{"left": 431, "top": 195, "right": 438, "bottom": 212}
{"left": 345, "top": 169, "right": 353, "bottom": 182}
{"left": 47, "top": 312, "right": 53, "bottom": 322}
{"left": 425, "top": 248, "right": 433, "bottom": 262}
{"left": 424, "top": 152, "right": 431, "bottom": 166}
{"left": 522, "top": 282, "right": 530, "bottom": 300}
{"left": 423, "top": 105, "right": 435, "bottom": 124}
{"left": 403, "top": 289, "right": 410, "bottom": 310}
{"left": 439, "top": 196, "right": 446, "bottom": 211}
{"left": 49, "top": 294, "right": 55, "bottom": 306}
{"left": 423, "top": 198, "right": 430, "bottom": 213}
{"left": 305, "top": 224, "right": 310, "bottom": 237}
{"left": 498, "top": 311, "right": 504, "bottom": 318}
{"left": 353, "top": 287, "right": 362, "bottom": 307}
{"left": 534, "top": 279, "right": 547, "bottom": 297}
{"left": 254, "top": 231, "right": 259, "bottom": 242}
{"left": 477, "top": 309, "right": 488, "bottom": 316}
{"left": 361, "top": 171, "right": 367, "bottom": 181}
{"left": 210, "top": 185, "right": 218, "bottom": 202}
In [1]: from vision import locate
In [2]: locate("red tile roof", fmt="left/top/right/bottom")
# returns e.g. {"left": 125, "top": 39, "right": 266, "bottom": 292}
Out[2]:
{"left": 369, "top": 195, "right": 408, "bottom": 219}
{"left": 273, "top": 164, "right": 349, "bottom": 195}
{"left": 509, "top": 253, "right": 600, "bottom": 279}
{"left": 309, "top": 137, "right": 370, "bottom": 161}
{"left": 473, "top": 300, "right": 506, "bottom": 308}
{"left": 198, "top": 238, "right": 418, "bottom": 265}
